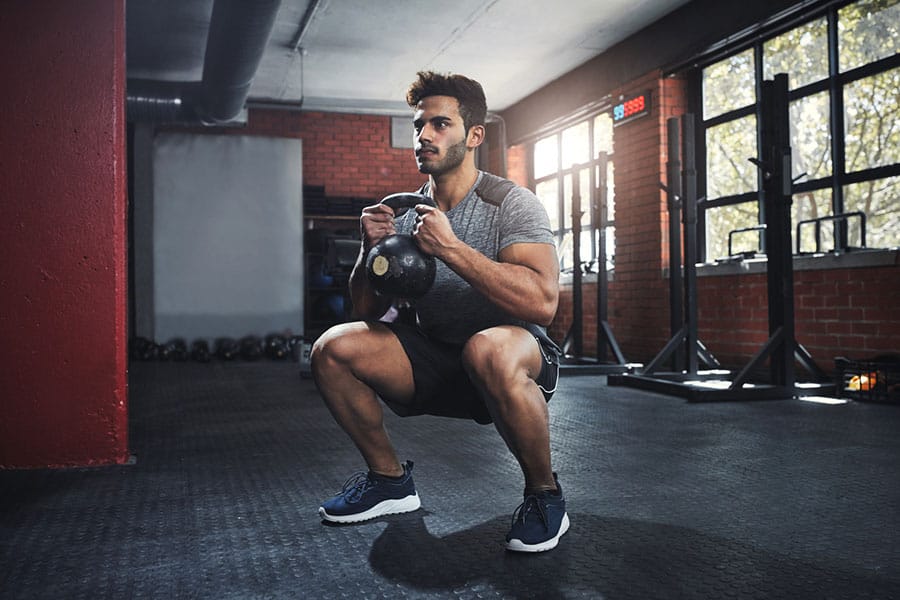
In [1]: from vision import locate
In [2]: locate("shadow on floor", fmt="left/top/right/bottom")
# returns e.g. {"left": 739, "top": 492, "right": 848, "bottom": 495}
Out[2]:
{"left": 366, "top": 511, "right": 900, "bottom": 599}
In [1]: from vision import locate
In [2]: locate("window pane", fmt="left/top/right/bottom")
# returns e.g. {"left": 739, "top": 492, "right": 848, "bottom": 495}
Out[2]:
{"left": 602, "top": 162, "right": 616, "bottom": 271}
{"left": 599, "top": 160, "right": 615, "bottom": 225}
{"left": 839, "top": 0, "right": 900, "bottom": 72}
{"left": 602, "top": 227, "right": 616, "bottom": 272}
{"left": 790, "top": 91, "right": 832, "bottom": 181}
{"left": 844, "top": 66, "right": 900, "bottom": 172}
{"left": 535, "top": 178, "right": 560, "bottom": 232}
{"left": 593, "top": 113, "right": 614, "bottom": 157}
{"left": 764, "top": 18, "right": 829, "bottom": 89}
{"left": 703, "top": 48, "right": 756, "bottom": 120}
{"left": 793, "top": 189, "right": 835, "bottom": 253}
{"left": 844, "top": 176, "right": 900, "bottom": 249}
{"left": 559, "top": 231, "right": 597, "bottom": 273}
{"left": 561, "top": 121, "right": 590, "bottom": 169}
{"left": 559, "top": 232, "right": 574, "bottom": 273}
{"left": 705, "top": 202, "right": 759, "bottom": 260}
{"left": 561, "top": 169, "right": 594, "bottom": 269}
{"left": 706, "top": 115, "right": 758, "bottom": 198}
{"left": 580, "top": 231, "right": 594, "bottom": 269}
{"left": 533, "top": 136, "right": 558, "bottom": 179}
{"left": 566, "top": 168, "right": 591, "bottom": 232}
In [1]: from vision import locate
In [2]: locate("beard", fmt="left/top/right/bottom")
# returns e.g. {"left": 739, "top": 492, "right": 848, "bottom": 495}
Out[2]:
{"left": 416, "top": 136, "right": 468, "bottom": 176}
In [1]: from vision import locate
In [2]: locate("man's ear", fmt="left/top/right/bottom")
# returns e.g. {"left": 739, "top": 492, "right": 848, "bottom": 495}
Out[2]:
{"left": 467, "top": 124, "right": 485, "bottom": 149}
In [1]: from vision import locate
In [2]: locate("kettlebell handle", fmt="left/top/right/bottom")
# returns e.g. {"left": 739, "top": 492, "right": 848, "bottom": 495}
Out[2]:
{"left": 380, "top": 192, "right": 437, "bottom": 217}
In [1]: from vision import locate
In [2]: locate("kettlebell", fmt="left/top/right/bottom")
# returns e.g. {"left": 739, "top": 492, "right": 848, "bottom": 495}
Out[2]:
{"left": 365, "top": 192, "right": 437, "bottom": 298}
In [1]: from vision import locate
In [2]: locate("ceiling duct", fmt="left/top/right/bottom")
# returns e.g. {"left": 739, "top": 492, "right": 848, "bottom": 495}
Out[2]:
{"left": 127, "top": 0, "right": 281, "bottom": 124}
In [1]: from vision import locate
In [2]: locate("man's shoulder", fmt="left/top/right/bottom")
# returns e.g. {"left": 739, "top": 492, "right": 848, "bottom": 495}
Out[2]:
{"left": 474, "top": 172, "right": 521, "bottom": 207}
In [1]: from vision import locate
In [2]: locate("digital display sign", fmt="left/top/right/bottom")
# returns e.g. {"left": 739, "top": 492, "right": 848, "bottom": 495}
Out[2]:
{"left": 612, "top": 91, "right": 651, "bottom": 126}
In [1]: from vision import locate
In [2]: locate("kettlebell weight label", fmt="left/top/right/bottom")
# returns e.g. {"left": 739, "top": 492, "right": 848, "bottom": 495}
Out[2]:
{"left": 372, "top": 255, "right": 389, "bottom": 276}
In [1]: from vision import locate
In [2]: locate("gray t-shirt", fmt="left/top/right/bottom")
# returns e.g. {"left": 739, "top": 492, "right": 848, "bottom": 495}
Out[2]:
{"left": 394, "top": 171, "right": 556, "bottom": 345}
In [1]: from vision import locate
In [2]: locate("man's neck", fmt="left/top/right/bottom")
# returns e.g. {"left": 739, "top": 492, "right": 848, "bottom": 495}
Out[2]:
{"left": 428, "top": 162, "right": 479, "bottom": 211}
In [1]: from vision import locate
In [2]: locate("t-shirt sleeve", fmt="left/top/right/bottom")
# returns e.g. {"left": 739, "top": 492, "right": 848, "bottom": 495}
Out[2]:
{"left": 498, "top": 187, "right": 556, "bottom": 251}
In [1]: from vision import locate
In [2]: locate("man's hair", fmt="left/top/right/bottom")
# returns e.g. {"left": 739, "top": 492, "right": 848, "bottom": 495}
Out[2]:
{"left": 406, "top": 71, "right": 487, "bottom": 133}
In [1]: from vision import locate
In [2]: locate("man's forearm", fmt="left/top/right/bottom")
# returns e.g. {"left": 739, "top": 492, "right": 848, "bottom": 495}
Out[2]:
{"left": 348, "top": 250, "right": 392, "bottom": 320}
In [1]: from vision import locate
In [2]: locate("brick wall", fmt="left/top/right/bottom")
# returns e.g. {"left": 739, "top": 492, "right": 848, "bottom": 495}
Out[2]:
{"left": 244, "top": 109, "right": 425, "bottom": 200}
{"left": 698, "top": 266, "right": 900, "bottom": 368}
{"left": 507, "top": 144, "right": 528, "bottom": 188}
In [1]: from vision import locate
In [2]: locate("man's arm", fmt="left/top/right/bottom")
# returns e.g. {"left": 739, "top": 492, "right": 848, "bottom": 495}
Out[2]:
{"left": 412, "top": 205, "right": 559, "bottom": 326}
{"left": 442, "top": 241, "right": 559, "bottom": 326}
{"left": 348, "top": 203, "right": 396, "bottom": 320}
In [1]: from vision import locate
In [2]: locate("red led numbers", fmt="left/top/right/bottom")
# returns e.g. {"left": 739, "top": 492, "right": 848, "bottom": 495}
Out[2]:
{"left": 624, "top": 96, "right": 644, "bottom": 116}
{"left": 612, "top": 91, "right": 650, "bottom": 126}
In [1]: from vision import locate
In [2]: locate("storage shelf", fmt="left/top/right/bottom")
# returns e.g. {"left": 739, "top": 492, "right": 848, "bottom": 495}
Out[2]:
{"left": 304, "top": 213, "right": 362, "bottom": 339}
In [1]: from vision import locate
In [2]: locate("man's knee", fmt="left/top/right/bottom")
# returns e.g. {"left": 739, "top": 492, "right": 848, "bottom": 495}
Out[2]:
{"left": 462, "top": 326, "right": 539, "bottom": 388}
{"left": 311, "top": 322, "right": 373, "bottom": 375}
{"left": 310, "top": 321, "right": 415, "bottom": 400}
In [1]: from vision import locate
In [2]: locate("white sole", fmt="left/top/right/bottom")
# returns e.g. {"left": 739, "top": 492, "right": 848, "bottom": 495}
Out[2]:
{"left": 318, "top": 493, "right": 421, "bottom": 524}
{"left": 505, "top": 512, "right": 570, "bottom": 552}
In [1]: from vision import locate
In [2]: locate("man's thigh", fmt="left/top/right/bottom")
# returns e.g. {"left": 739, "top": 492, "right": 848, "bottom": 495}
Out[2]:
{"left": 312, "top": 320, "right": 415, "bottom": 403}
{"left": 464, "top": 325, "right": 560, "bottom": 402}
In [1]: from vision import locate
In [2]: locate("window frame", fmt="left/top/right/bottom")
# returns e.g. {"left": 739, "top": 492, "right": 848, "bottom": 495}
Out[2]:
{"left": 528, "top": 111, "right": 616, "bottom": 275}
{"left": 690, "top": 0, "right": 900, "bottom": 261}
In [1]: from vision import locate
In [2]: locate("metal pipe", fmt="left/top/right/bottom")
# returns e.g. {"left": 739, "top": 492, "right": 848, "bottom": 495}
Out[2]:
{"left": 127, "top": 0, "right": 282, "bottom": 124}
{"left": 290, "top": 0, "right": 323, "bottom": 51}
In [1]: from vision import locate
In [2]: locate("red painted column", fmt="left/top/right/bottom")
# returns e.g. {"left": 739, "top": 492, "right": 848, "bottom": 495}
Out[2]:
{"left": 0, "top": 0, "right": 129, "bottom": 467}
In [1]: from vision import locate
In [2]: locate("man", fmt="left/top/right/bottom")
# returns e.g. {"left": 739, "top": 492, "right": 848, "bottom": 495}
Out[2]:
{"left": 311, "top": 71, "right": 567, "bottom": 552}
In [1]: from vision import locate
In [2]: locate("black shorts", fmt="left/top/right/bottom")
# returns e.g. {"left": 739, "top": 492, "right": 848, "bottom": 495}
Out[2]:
{"left": 381, "top": 321, "right": 561, "bottom": 425}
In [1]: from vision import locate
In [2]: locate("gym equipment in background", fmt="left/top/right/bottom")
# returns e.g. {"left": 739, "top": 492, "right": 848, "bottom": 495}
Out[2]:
{"left": 560, "top": 155, "right": 631, "bottom": 375}
{"left": 610, "top": 74, "right": 831, "bottom": 401}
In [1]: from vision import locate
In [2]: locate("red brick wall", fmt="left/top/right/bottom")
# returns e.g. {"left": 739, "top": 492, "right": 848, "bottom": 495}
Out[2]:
{"left": 244, "top": 109, "right": 425, "bottom": 199}
{"left": 698, "top": 266, "right": 900, "bottom": 368}
{"left": 507, "top": 144, "right": 528, "bottom": 188}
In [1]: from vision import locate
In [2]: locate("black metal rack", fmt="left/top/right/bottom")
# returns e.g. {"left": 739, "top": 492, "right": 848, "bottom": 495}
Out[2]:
{"left": 610, "top": 74, "right": 833, "bottom": 401}
{"left": 560, "top": 154, "right": 632, "bottom": 375}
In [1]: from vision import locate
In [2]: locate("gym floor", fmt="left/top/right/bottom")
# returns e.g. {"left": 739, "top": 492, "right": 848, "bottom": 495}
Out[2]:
{"left": 2, "top": 361, "right": 899, "bottom": 599}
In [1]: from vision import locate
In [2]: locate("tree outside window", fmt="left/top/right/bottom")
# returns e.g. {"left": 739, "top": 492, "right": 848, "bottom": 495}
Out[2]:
{"left": 698, "top": 0, "right": 900, "bottom": 260}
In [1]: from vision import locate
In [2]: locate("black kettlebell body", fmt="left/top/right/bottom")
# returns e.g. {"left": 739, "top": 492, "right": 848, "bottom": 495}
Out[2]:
{"left": 365, "top": 193, "right": 437, "bottom": 298}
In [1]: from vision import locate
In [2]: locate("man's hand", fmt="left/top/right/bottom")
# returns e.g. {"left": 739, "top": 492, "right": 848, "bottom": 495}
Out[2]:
{"left": 360, "top": 203, "right": 397, "bottom": 253}
{"left": 411, "top": 204, "right": 459, "bottom": 258}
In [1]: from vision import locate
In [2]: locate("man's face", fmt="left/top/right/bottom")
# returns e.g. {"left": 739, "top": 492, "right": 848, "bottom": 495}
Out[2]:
{"left": 413, "top": 95, "right": 470, "bottom": 176}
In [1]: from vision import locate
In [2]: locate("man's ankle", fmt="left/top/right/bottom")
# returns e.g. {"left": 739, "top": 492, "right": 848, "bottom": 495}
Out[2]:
{"left": 370, "top": 464, "right": 405, "bottom": 479}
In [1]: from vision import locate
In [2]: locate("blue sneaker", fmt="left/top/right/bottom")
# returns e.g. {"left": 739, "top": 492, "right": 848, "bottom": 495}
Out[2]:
{"left": 319, "top": 460, "right": 421, "bottom": 523}
{"left": 505, "top": 474, "right": 570, "bottom": 552}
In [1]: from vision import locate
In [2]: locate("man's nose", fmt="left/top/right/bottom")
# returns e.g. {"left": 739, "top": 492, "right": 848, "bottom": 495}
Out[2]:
{"left": 416, "top": 123, "right": 433, "bottom": 143}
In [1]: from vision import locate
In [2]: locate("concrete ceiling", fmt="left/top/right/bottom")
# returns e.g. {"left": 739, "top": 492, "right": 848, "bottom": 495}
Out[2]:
{"left": 126, "top": 0, "right": 692, "bottom": 116}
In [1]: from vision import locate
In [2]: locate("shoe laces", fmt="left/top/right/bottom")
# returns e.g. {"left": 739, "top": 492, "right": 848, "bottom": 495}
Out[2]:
{"left": 341, "top": 472, "right": 374, "bottom": 502}
{"left": 511, "top": 494, "right": 548, "bottom": 531}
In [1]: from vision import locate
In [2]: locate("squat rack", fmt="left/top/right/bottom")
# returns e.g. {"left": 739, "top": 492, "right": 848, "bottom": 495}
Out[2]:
{"left": 560, "top": 153, "right": 631, "bottom": 375}
{"left": 610, "top": 74, "right": 831, "bottom": 401}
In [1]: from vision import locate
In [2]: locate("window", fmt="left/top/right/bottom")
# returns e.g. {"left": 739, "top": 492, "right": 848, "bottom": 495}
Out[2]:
{"left": 697, "top": 0, "right": 900, "bottom": 260}
{"left": 532, "top": 113, "right": 615, "bottom": 274}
